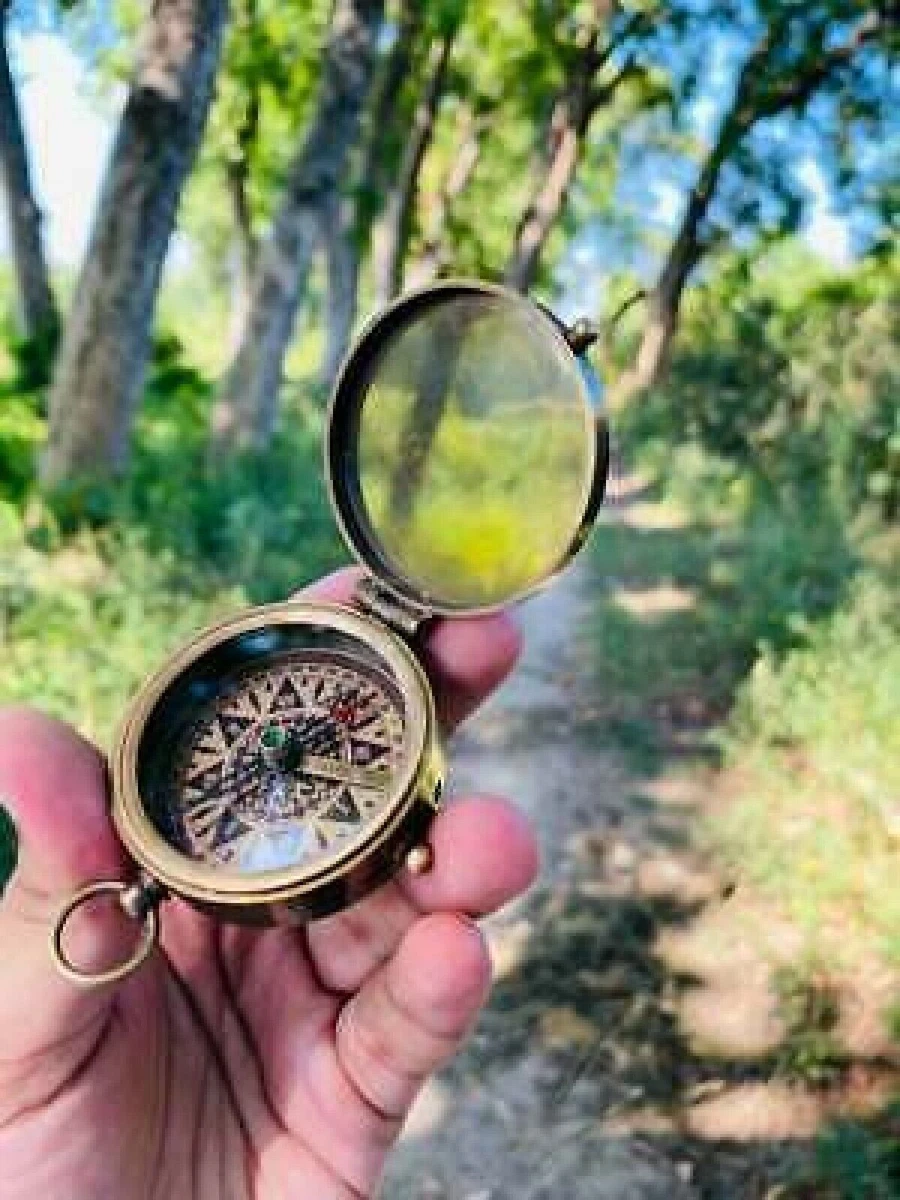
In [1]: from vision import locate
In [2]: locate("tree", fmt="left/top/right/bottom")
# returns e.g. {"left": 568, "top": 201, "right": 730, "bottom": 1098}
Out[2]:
{"left": 317, "top": 0, "right": 425, "bottom": 387}
{"left": 211, "top": 0, "right": 384, "bottom": 452}
{"left": 0, "top": 0, "right": 58, "bottom": 363}
{"left": 42, "top": 0, "right": 229, "bottom": 486}
{"left": 612, "top": 2, "right": 900, "bottom": 405}
{"left": 178, "top": 0, "right": 331, "bottom": 352}
{"left": 223, "top": 0, "right": 261, "bottom": 351}
{"left": 389, "top": 2, "right": 671, "bottom": 293}
{"left": 403, "top": 98, "right": 490, "bottom": 290}
{"left": 503, "top": 0, "right": 663, "bottom": 292}
{"left": 371, "top": 2, "right": 463, "bottom": 306}
{"left": 321, "top": 0, "right": 575, "bottom": 383}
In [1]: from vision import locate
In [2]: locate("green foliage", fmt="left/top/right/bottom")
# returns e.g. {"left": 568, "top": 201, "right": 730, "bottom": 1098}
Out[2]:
{"left": 608, "top": 249, "right": 900, "bottom": 961}
{"left": 178, "top": 0, "right": 332, "bottom": 284}
{"left": 593, "top": 245, "right": 900, "bottom": 1195}
{"left": 0, "top": 332, "right": 344, "bottom": 752}
{"left": 682, "top": 2, "right": 899, "bottom": 257}
{"left": 730, "top": 573, "right": 900, "bottom": 784}
{"left": 622, "top": 247, "right": 900, "bottom": 521}
{"left": 773, "top": 965, "right": 847, "bottom": 1086}
{"left": 0, "top": 391, "right": 44, "bottom": 504}
{"left": 809, "top": 1105, "right": 900, "bottom": 1200}
{"left": 712, "top": 572, "right": 900, "bottom": 961}
{"left": 0, "top": 316, "right": 60, "bottom": 392}
{"left": 584, "top": 462, "right": 857, "bottom": 773}
{"left": 411, "top": 0, "right": 673, "bottom": 285}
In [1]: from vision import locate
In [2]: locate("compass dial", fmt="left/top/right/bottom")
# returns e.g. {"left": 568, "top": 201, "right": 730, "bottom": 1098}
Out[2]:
{"left": 163, "top": 652, "right": 407, "bottom": 876}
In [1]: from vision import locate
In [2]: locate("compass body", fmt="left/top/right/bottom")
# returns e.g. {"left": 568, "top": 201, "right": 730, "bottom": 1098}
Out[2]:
{"left": 113, "top": 604, "right": 441, "bottom": 926}
{"left": 52, "top": 280, "right": 608, "bottom": 985}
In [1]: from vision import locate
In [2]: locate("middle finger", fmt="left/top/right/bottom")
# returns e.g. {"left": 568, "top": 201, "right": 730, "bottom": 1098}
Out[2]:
{"left": 305, "top": 794, "right": 537, "bottom": 993}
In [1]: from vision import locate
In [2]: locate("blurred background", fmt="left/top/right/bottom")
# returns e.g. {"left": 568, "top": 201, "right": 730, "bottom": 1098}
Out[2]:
{"left": 0, "top": 1, "right": 897, "bottom": 1195}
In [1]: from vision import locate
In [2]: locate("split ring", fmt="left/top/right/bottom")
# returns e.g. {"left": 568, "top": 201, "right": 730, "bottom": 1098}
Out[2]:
{"left": 50, "top": 880, "right": 159, "bottom": 987}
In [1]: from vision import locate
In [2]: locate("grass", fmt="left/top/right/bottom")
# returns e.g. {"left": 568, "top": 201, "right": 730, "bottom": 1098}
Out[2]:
{"left": 0, "top": 337, "right": 345, "bottom": 753}
{"left": 584, "top": 435, "right": 900, "bottom": 1195}
{"left": 580, "top": 451, "right": 858, "bottom": 775}
{"left": 589, "top": 448, "right": 900, "bottom": 977}
{"left": 713, "top": 574, "right": 900, "bottom": 967}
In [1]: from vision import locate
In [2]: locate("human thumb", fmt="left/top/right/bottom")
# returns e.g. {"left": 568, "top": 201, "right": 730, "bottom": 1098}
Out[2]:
{"left": 0, "top": 707, "right": 135, "bottom": 1092}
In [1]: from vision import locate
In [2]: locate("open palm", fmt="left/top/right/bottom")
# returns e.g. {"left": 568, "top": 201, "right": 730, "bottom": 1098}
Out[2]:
{"left": 0, "top": 571, "right": 536, "bottom": 1199}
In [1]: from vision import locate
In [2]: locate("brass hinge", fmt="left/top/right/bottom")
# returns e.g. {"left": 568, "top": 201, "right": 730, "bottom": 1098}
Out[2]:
{"left": 353, "top": 576, "right": 432, "bottom": 640}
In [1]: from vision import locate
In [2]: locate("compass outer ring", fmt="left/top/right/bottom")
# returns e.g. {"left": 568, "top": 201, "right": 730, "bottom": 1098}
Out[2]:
{"left": 111, "top": 602, "right": 444, "bottom": 922}
{"left": 324, "top": 277, "right": 610, "bottom": 618}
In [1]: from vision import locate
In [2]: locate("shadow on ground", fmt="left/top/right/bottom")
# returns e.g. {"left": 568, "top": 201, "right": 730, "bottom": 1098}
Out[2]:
{"left": 389, "top": 830, "right": 899, "bottom": 1198}
{"left": 576, "top": 475, "right": 859, "bottom": 777}
{"left": 385, "top": 475, "right": 897, "bottom": 1199}
{"left": 477, "top": 873, "right": 899, "bottom": 1197}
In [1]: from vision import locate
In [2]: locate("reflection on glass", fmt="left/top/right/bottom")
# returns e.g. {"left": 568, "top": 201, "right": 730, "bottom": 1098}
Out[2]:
{"left": 357, "top": 293, "right": 595, "bottom": 608}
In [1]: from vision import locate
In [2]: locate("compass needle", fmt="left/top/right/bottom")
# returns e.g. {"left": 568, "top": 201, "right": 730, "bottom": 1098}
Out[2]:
{"left": 301, "top": 755, "right": 391, "bottom": 791}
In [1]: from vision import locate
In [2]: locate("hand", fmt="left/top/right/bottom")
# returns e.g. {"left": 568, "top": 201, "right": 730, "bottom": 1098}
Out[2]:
{"left": 0, "top": 568, "right": 537, "bottom": 1199}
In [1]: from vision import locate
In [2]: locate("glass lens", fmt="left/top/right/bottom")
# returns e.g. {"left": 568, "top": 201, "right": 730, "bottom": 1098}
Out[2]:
{"left": 137, "top": 626, "right": 410, "bottom": 879}
{"left": 353, "top": 290, "right": 597, "bottom": 609}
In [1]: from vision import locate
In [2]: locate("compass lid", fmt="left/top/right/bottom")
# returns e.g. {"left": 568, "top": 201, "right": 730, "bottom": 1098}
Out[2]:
{"left": 326, "top": 280, "right": 608, "bottom": 616}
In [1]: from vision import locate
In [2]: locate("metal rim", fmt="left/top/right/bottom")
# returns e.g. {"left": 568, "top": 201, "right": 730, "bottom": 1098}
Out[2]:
{"left": 51, "top": 880, "right": 160, "bottom": 987}
{"left": 324, "top": 278, "right": 608, "bottom": 617}
{"left": 111, "top": 601, "right": 435, "bottom": 908}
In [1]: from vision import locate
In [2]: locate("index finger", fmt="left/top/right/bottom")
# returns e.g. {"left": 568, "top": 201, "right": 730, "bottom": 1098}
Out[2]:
{"left": 293, "top": 566, "right": 521, "bottom": 730}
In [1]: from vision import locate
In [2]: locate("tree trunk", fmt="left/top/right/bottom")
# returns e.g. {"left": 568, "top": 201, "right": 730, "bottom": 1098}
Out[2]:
{"left": 226, "top": 158, "right": 258, "bottom": 354}
{"left": 354, "top": 0, "right": 423, "bottom": 229}
{"left": 610, "top": 33, "right": 773, "bottom": 407}
{"left": 609, "top": 175, "right": 731, "bottom": 406}
{"left": 502, "top": 14, "right": 641, "bottom": 293}
{"left": 225, "top": 84, "right": 260, "bottom": 353}
{"left": 0, "top": 7, "right": 58, "bottom": 353}
{"left": 603, "top": 10, "right": 889, "bottom": 410}
{"left": 372, "top": 28, "right": 455, "bottom": 306}
{"left": 405, "top": 104, "right": 486, "bottom": 290}
{"left": 42, "top": 0, "right": 229, "bottom": 486}
{"left": 609, "top": 288, "right": 677, "bottom": 409}
{"left": 315, "top": 0, "right": 424, "bottom": 387}
{"left": 212, "top": 0, "right": 384, "bottom": 451}
{"left": 318, "top": 190, "right": 358, "bottom": 390}
{"left": 503, "top": 100, "right": 582, "bottom": 293}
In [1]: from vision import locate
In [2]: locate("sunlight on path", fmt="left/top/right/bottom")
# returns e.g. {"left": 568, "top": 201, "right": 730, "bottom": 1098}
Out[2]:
{"left": 384, "top": 478, "right": 899, "bottom": 1200}
{"left": 612, "top": 585, "right": 697, "bottom": 620}
{"left": 385, "top": 546, "right": 699, "bottom": 1198}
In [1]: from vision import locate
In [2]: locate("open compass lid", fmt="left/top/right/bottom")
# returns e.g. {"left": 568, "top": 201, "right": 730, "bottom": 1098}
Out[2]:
{"left": 326, "top": 280, "right": 609, "bottom": 616}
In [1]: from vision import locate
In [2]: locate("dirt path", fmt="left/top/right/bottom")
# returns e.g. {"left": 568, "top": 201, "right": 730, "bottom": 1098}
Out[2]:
{"left": 384, "top": 550, "right": 703, "bottom": 1200}
{"left": 383, "top": 483, "right": 900, "bottom": 1199}
{"left": 383, "top": 462, "right": 900, "bottom": 1200}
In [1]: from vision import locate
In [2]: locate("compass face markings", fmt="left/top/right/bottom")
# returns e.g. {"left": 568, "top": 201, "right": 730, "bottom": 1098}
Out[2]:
{"left": 169, "top": 653, "right": 407, "bottom": 875}
{"left": 182, "top": 796, "right": 231, "bottom": 851}
{"left": 218, "top": 711, "right": 255, "bottom": 747}
{"left": 322, "top": 787, "right": 361, "bottom": 824}
{"left": 272, "top": 675, "right": 303, "bottom": 712}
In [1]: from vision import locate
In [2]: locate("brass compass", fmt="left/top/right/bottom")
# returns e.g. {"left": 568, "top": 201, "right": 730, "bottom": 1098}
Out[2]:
{"left": 51, "top": 280, "right": 609, "bottom": 985}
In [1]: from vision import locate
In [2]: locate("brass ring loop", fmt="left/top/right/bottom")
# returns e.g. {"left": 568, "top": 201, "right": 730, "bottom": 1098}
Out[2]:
{"left": 50, "top": 880, "right": 160, "bottom": 987}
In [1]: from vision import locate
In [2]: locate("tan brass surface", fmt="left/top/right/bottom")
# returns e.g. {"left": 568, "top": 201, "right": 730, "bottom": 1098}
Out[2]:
{"left": 112, "top": 602, "right": 439, "bottom": 911}
{"left": 51, "top": 880, "right": 160, "bottom": 987}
